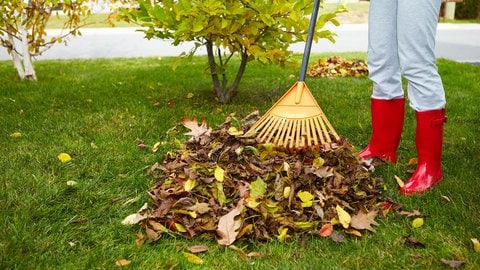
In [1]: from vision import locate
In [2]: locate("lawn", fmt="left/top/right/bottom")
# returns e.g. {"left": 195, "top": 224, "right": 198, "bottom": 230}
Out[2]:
{"left": 1, "top": 54, "right": 479, "bottom": 269}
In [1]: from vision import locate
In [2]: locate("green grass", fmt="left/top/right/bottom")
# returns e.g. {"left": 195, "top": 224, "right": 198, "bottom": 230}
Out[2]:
{"left": 1, "top": 54, "right": 479, "bottom": 269}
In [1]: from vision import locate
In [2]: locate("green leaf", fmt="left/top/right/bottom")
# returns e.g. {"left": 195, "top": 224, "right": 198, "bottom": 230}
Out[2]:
{"left": 250, "top": 177, "right": 266, "bottom": 199}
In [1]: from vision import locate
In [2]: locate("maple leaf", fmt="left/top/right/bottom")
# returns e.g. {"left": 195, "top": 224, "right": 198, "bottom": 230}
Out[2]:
{"left": 217, "top": 200, "right": 243, "bottom": 246}
{"left": 350, "top": 210, "right": 379, "bottom": 232}
{"left": 181, "top": 117, "right": 212, "bottom": 143}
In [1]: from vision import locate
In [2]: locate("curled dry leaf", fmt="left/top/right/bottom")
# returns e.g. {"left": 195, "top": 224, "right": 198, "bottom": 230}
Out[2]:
{"left": 115, "top": 259, "right": 131, "bottom": 267}
{"left": 187, "top": 245, "right": 209, "bottom": 254}
{"left": 440, "top": 258, "right": 465, "bottom": 268}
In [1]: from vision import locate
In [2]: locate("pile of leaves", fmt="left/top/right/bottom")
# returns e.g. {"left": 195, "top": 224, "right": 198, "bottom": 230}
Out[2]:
{"left": 307, "top": 56, "right": 369, "bottom": 78}
{"left": 123, "top": 112, "right": 390, "bottom": 246}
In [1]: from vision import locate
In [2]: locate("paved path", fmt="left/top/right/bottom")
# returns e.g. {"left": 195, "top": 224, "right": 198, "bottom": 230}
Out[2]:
{"left": 1, "top": 23, "right": 479, "bottom": 63}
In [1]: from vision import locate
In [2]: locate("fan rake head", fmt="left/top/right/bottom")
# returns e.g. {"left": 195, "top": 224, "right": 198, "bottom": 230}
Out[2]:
{"left": 247, "top": 82, "right": 340, "bottom": 152}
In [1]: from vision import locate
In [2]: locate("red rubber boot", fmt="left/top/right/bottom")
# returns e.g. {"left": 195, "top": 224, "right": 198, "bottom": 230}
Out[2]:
{"left": 359, "top": 98, "right": 405, "bottom": 163}
{"left": 400, "top": 109, "right": 447, "bottom": 195}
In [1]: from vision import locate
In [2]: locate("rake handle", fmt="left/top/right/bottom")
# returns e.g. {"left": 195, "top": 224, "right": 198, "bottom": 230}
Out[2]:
{"left": 299, "top": 0, "right": 321, "bottom": 82}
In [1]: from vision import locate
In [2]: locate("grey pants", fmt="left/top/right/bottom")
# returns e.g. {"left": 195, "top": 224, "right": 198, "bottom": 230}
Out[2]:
{"left": 368, "top": 0, "right": 446, "bottom": 111}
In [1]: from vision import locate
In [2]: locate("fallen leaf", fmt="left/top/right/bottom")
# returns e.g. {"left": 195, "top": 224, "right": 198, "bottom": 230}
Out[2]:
{"left": 350, "top": 210, "right": 379, "bottom": 232}
{"left": 471, "top": 238, "right": 480, "bottom": 252}
{"left": 181, "top": 117, "right": 212, "bottom": 142}
{"left": 277, "top": 227, "right": 289, "bottom": 243}
{"left": 174, "top": 223, "right": 187, "bottom": 233}
{"left": 412, "top": 218, "right": 424, "bottom": 228}
{"left": 186, "top": 92, "right": 194, "bottom": 99}
{"left": 183, "top": 252, "right": 204, "bottom": 265}
{"left": 121, "top": 213, "right": 146, "bottom": 225}
{"left": 407, "top": 158, "right": 418, "bottom": 166}
{"left": 297, "top": 190, "right": 314, "bottom": 208}
{"left": 228, "top": 245, "right": 248, "bottom": 261}
{"left": 184, "top": 179, "right": 197, "bottom": 192}
{"left": 66, "top": 181, "right": 77, "bottom": 186}
{"left": 318, "top": 223, "right": 333, "bottom": 237}
{"left": 440, "top": 258, "right": 465, "bottom": 268}
{"left": 346, "top": 228, "right": 362, "bottom": 237}
{"left": 227, "top": 127, "right": 244, "bottom": 136}
{"left": 121, "top": 203, "right": 148, "bottom": 225}
{"left": 217, "top": 200, "right": 243, "bottom": 246}
{"left": 152, "top": 142, "right": 160, "bottom": 152}
{"left": 441, "top": 195, "right": 451, "bottom": 202}
{"left": 187, "top": 245, "right": 209, "bottom": 253}
{"left": 214, "top": 166, "right": 224, "bottom": 182}
{"left": 398, "top": 210, "right": 421, "bottom": 217}
{"left": 336, "top": 205, "right": 351, "bottom": 229}
{"left": 401, "top": 236, "right": 426, "bottom": 248}
{"left": 115, "top": 259, "right": 131, "bottom": 267}
{"left": 57, "top": 153, "right": 72, "bottom": 163}
{"left": 250, "top": 177, "right": 266, "bottom": 199}
{"left": 331, "top": 231, "right": 344, "bottom": 243}
{"left": 283, "top": 186, "right": 291, "bottom": 199}
{"left": 394, "top": 175, "right": 404, "bottom": 188}
{"left": 10, "top": 132, "right": 22, "bottom": 138}
{"left": 247, "top": 251, "right": 264, "bottom": 258}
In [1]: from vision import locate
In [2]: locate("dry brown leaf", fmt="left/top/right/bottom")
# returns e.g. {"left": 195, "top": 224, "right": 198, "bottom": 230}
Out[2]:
{"left": 188, "top": 245, "right": 209, "bottom": 253}
{"left": 440, "top": 258, "right": 465, "bottom": 268}
{"left": 350, "top": 211, "right": 379, "bottom": 232}
{"left": 115, "top": 259, "right": 131, "bottom": 267}
{"left": 217, "top": 200, "right": 243, "bottom": 246}
{"left": 181, "top": 117, "right": 212, "bottom": 142}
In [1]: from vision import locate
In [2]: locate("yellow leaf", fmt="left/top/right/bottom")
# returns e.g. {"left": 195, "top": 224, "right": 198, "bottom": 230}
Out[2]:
{"left": 301, "top": 200, "right": 313, "bottom": 208}
{"left": 152, "top": 142, "right": 160, "bottom": 152}
{"left": 10, "top": 132, "right": 22, "bottom": 138}
{"left": 245, "top": 197, "right": 260, "bottom": 209}
{"left": 175, "top": 223, "right": 187, "bottom": 233}
{"left": 184, "top": 179, "right": 197, "bottom": 192}
{"left": 412, "top": 218, "right": 424, "bottom": 228}
{"left": 346, "top": 228, "right": 362, "bottom": 237}
{"left": 283, "top": 186, "right": 291, "bottom": 199}
{"left": 115, "top": 259, "right": 131, "bottom": 267}
{"left": 186, "top": 92, "right": 194, "bottom": 99}
{"left": 227, "top": 127, "right": 244, "bottom": 136}
{"left": 471, "top": 238, "right": 480, "bottom": 252}
{"left": 336, "top": 205, "right": 351, "bottom": 229}
{"left": 394, "top": 175, "right": 404, "bottom": 188}
{"left": 57, "top": 153, "right": 72, "bottom": 163}
{"left": 66, "top": 181, "right": 77, "bottom": 186}
{"left": 294, "top": 221, "right": 314, "bottom": 230}
{"left": 214, "top": 166, "right": 224, "bottom": 182}
{"left": 277, "top": 227, "right": 289, "bottom": 243}
{"left": 183, "top": 252, "right": 204, "bottom": 265}
{"left": 313, "top": 157, "right": 325, "bottom": 167}
{"left": 297, "top": 190, "right": 313, "bottom": 202}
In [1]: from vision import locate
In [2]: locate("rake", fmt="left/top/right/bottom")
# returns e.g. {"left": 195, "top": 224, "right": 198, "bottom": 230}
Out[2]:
{"left": 247, "top": 0, "right": 340, "bottom": 152}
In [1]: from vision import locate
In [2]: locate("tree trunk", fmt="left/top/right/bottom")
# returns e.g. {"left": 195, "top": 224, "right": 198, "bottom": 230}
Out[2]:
{"left": 225, "top": 49, "right": 248, "bottom": 102}
{"left": 206, "top": 41, "right": 222, "bottom": 97}
{"left": 8, "top": 33, "right": 26, "bottom": 80}
{"left": 20, "top": 10, "right": 37, "bottom": 80}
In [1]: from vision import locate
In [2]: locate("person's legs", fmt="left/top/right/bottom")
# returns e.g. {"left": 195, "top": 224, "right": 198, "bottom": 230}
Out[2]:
{"left": 398, "top": 0, "right": 446, "bottom": 111}
{"left": 368, "top": 0, "right": 404, "bottom": 100}
{"left": 397, "top": 0, "right": 447, "bottom": 194}
{"left": 360, "top": 0, "right": 405, "bottom": 162}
